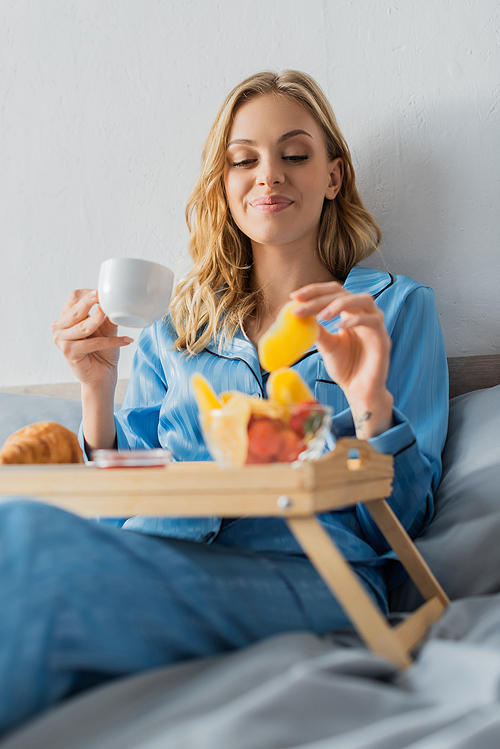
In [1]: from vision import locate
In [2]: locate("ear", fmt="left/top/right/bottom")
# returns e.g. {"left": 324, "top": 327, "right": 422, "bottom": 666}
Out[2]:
{"left": 325, "top": 157, "right": 344, "bottom": 200}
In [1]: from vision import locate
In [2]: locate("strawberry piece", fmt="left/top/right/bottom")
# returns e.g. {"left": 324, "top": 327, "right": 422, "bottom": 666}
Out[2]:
{"left": 289, "top": 401, "right": 323, "bottom": 436}
{"left": 245, "top": 451, "right": 274, "bottom": 464}
{"left": 278, "top": 429, "right": 304, "bottom": 462}
{"left": 247, "top": 417, "right": 282, "bottom": 459}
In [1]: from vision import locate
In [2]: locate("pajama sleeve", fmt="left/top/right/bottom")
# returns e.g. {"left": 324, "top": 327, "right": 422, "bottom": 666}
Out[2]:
{"left": 333, "top": 285, "right": 449, "bottom": 553}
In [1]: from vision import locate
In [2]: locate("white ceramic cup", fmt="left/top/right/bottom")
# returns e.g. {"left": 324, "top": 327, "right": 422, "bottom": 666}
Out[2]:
{"left": 97, "top": 258, "right": 174, "bottom": 328}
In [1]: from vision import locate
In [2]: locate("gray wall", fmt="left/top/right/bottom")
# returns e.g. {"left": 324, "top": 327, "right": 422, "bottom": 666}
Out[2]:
{"left": 1, "top": 0, "right": 498, "bottom": 387}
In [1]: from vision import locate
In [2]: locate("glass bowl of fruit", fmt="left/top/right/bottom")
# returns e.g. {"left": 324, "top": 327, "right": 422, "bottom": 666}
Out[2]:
{"left": 192, "top": 370, "right": 333, "bottom": 469}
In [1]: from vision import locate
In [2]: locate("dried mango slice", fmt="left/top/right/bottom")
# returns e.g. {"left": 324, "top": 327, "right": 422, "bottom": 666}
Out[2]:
{"left": 207, "top": 394, "right": 252, "bottom": 467}
{"left": 248, "top": 398, "right": 286, "bottom": 420}
{"left": 258, "top": 300, "right": 318, "bottom": 371}
{"left": 220, "top": 391, "right": 285, "bottom": 419}
{"left": 191, "top": 373, "right": 222, "bottom": 414}
{"left": 267, "top": 367, "right": 314, "bottom": 406}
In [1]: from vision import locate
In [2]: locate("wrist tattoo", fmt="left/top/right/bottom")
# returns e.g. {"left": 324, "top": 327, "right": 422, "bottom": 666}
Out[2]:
{"left": 354, "top": 411, "right": 372, "bottom": 431}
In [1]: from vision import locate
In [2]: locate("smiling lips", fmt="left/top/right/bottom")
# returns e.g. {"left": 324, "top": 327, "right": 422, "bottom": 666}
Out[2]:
{"left": 250, "top": 196, "right": 293, "bottom": 213}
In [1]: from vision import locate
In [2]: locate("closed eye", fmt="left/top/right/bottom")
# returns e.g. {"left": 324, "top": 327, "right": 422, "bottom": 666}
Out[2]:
{"left": 232, "top": 155, "right": 309, "bottom": 167}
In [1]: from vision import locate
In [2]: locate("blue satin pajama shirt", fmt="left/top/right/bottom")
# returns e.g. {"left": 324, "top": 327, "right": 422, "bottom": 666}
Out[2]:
{"left": 101, "top": 266, "right": 449, "bottom": 590}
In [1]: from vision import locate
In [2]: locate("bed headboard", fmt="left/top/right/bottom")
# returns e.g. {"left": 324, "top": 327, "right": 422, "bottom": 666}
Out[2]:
{"left": 0, "top": 355, "right": 499, "bottom": 401}
{"left": 447, "top": 354, "right": 500, "bottom": 399}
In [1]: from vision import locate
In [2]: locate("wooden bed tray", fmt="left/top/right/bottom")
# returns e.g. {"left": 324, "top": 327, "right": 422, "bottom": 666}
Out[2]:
{"left": 0, "top": 438, "right": 448, "bottom": 669}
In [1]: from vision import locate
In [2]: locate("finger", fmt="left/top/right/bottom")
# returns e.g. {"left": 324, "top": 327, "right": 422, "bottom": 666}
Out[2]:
{"left": 337, "top": 312, "right": 385, "bottom": 330}
{"left": 317, "top": 294, "right": 378, "bottom": 320}
{"left": 79, "top": 335, "right": 134, "bottom": 351}
{"left": 293, "top": 292, "right": 347, "bottom": 318}
{"left": 315, "top": 322, "right": 342, "bottom": 349}
{"left": 53, "top": 306, "right": 109, "bottom": 341}
{"left": 53, "top": 290, "right": 100, "bottom": 333}
{"left": 56, "top": 335, "right": 134, "bottom": 360}
{"left": 55, "top": 289, "right": 98, "bottom": 329}
{"left": 290, "top": 281, "right": 345, "bottom": 302}
{"left": 294, "top": 292, "right": 375, "bottom": 320}
{"left": 59, "top": 289, "right": 96, "bottom": 318}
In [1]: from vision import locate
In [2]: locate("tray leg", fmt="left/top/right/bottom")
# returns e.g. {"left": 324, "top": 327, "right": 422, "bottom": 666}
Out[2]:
{"left": 394, "top": 596, "right": 446, "bottom": 653}
{"left": 366, "top": 499, "right": 449, "bottom": 607}
{"left": 286, "top": 515, "right": 412, "bottom": 669}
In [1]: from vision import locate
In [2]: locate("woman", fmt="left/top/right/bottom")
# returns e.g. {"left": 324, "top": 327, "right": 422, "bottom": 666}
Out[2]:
{"left": 1, "top": 71, "right": 448, "bottom": 734}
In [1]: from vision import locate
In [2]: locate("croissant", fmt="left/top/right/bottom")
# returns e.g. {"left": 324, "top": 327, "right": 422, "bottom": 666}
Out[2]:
{"left": 0, "top": 422, "right": 84, "bottom": 465}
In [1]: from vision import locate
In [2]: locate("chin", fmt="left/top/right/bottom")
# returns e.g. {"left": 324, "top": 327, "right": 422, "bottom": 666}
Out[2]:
{"left": 244, "top": 225, "right": 300, "bottom": 248}
{"left": 250, "top": 235, "right": 295, "bottom": 249}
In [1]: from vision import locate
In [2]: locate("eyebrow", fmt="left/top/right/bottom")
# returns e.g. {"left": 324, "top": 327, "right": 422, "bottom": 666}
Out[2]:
{"left": 227, "top": 129, "right": 313, "bottom": 148}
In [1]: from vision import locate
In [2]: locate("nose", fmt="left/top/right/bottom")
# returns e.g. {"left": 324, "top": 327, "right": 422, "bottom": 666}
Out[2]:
{"left": 256, "top": 155, "right": 285, "bottom": 187}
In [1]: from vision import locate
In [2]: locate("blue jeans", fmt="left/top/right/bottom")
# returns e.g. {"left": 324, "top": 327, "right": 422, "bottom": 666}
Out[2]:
{"left": 0, "top": 498, "right": 387, "bottom": 735}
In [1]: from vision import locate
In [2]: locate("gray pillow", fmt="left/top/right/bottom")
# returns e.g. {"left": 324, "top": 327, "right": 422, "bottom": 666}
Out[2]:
{"left": 390, "top": 384, "right": 500, "bottom": 612}
{"left": 0, "top": 392, "right": 82, "bottom": 447}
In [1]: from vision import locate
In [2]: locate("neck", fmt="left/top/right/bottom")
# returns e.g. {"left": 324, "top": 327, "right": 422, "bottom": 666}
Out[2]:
{"left": 243, "top": 240, "right": 339, "bottom": 350}
{"left": 251, "top": 241, "right": 337, "bottom": 314}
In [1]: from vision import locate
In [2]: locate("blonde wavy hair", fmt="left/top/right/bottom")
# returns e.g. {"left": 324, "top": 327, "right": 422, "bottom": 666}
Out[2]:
{"left": 169, "top": 70, "right": 381, "bottom": 354}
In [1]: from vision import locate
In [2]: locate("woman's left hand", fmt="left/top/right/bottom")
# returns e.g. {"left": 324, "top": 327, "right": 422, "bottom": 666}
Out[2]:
{"left": 291, "top": 281, "right": 394, "bottom": 439}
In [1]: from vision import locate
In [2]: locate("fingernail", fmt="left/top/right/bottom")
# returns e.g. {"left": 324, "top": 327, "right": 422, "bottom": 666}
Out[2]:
{"left": 123, "top": 337, "right": 134, "bottom": 343}
{"left": 292, "top": 305, "right": 307, "bottom": 316}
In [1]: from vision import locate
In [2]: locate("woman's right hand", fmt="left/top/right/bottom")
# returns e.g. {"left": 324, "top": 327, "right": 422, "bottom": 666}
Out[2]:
{"left": 51, "top": 289, "right": 133, "bottom": 390}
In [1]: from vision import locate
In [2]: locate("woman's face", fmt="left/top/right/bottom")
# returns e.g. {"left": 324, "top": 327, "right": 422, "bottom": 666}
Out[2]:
{"left": 224, "top": 93, "right": 342, "bottom": 253}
